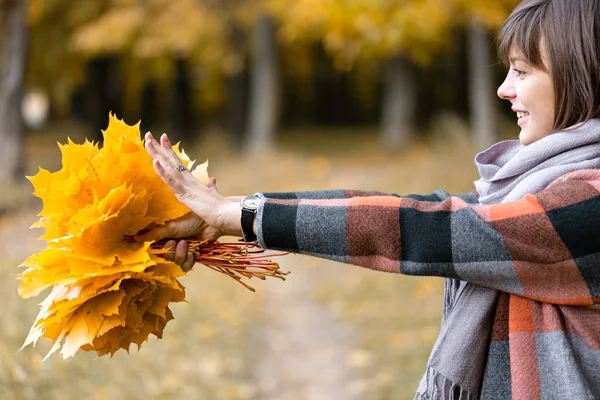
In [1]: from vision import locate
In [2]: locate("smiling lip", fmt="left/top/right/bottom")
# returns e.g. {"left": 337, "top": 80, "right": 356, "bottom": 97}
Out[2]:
{"left": 517, "top": 115, "right": 529, "bottom": 127}
{"left": 512, "top": 108, "right": 529, "bottom": 127}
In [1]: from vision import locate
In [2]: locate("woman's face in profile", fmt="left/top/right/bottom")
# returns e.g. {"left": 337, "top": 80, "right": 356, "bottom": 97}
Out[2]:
{"left": 497, "top": 46, "right": 555, "bottom": 145}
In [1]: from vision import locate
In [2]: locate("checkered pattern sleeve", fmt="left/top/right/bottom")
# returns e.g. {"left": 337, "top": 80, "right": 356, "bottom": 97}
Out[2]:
{"left": 257, "top": 170, "right": 600, "bottom": 306}
{"left": 259, "top": 189, "right": 400, "bottom": 200}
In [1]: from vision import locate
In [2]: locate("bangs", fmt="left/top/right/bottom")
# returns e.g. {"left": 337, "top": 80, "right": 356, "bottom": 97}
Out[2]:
{"left": 497, "top": 3, "right": 547, "bottom": 70}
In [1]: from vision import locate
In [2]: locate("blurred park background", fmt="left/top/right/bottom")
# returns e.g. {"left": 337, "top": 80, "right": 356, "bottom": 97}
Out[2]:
{"left": 1, "top": 0, "right": 520, "bottom": 399}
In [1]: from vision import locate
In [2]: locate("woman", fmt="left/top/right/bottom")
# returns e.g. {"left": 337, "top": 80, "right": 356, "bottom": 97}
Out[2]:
{"left": 138, "top": 0, "right": 600, "bottom": 398}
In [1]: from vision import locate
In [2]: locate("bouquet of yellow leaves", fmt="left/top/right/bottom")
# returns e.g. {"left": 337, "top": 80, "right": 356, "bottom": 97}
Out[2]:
{"left": 19, "top": 114, "right": 287, "bottom": 359}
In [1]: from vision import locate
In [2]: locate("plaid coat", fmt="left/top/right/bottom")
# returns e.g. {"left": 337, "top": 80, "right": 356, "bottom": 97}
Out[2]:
{"left": 256, "top": 169, "right": 600, "bottom": 399}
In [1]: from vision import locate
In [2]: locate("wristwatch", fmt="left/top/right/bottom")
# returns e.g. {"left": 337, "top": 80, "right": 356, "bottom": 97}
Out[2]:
{"left": 240, "top": 195, "right": 260, "bottom": 242}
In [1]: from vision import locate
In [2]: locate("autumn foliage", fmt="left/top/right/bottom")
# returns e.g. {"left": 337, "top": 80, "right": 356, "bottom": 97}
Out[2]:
{"left": 18, "top": 114, "right": 286, "bottom": 359}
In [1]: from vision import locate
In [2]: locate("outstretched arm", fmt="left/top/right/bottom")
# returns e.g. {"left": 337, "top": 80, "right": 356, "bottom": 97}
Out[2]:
{"left": 143, "top": 132, "right": 600, "bottom": 306}
{"left": 257, "top": 171, "right": 600, "bottom": 306}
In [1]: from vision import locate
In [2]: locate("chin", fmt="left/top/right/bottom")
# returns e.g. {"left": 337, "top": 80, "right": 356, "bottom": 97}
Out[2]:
{"left": 518, "top": 130, "right": 533, "bottom": 145}
{"left": 519, "top": 130, "right": 550, "bottom": 146}
{"left": 519, "top": 125, "right": 543, "bottom": 145}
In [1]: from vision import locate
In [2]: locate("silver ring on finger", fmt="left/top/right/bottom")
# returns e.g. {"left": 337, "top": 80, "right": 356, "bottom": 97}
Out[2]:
{"left": 176, "top": 164, "right": 186, "bottom": 172}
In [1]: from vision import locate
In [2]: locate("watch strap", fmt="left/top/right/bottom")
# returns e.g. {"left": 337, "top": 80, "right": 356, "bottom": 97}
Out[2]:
{"left": 241, "top": 207, "right": 257, "bottom": 242}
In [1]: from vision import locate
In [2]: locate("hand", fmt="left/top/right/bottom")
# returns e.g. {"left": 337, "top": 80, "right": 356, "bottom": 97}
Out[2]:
{"left": 135, "top": 211, "right": 223, "bottom": 242}
{"left": 144, "top": 132, "right": 241, "bottom": 237}
{"left": 134, "top": 179, "right": 224, "bottom": 242}
{"left": 161, "top": 240, "right": 195, "bottom": 273}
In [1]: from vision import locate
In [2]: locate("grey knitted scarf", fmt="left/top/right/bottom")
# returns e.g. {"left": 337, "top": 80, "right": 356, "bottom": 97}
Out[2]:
{"left": 414, "top": 119, "right": 600, "bottom": 400}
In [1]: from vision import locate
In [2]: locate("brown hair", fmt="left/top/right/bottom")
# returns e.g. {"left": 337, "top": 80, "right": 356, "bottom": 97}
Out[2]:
{"left": 498, "top": 0, "right": 600, "bottom": 131}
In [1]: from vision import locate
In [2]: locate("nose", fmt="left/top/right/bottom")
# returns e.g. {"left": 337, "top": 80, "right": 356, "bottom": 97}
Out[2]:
{"left": 497, "top": 72, "right": 515, "bottom": 100}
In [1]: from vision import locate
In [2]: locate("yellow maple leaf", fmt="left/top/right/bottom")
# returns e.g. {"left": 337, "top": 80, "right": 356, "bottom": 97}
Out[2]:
{"left": 20, "top": 113, "right": 196, "bottom": 358}
{"left": 191, "top": 160, "right": 210, "bottom": 185}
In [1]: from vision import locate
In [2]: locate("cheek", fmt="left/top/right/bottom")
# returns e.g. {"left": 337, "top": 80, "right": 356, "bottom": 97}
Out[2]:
{"left": 537, "top": 77, "right": 556, "bottom": 126}
{"left": 536, "top": 93, "right": 555, "bottom": 131}
{"left": 520, "top": 81, "right": 555, "bottom": 127}
{"left": 541, "top": 100, "right": 555, "bottom": 128}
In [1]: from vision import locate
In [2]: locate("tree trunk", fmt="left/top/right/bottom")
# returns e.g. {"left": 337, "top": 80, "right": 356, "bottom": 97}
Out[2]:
{"left": 0, "top": 0, "right": 27, "bottom": 184}
{"left": 468, "top": 20, "right": 497, "bottom": 150}
{"left": 84, "top": 57, "right": 123, "bottom": 143}
{"left": 172, "top": 58, "right": 195, "bottom": 143}
{"left": 381, "top": 56, "right": 416, "bottom": 149}
{"left": 245, "top": 14, "right": 278, "bottom": 153}
{"left": 225, "top": 19, "right": 248, "bottom": 150}
{"left": 226, "top": 68, "right": 248, "bottom": 149}
{"left": 140, "top": 80, "right": 158, "bottom": 134}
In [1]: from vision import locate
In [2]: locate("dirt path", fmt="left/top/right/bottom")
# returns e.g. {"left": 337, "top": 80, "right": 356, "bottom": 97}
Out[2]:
{"left": 252, "top": 256, "right": 359, "bottom": 400}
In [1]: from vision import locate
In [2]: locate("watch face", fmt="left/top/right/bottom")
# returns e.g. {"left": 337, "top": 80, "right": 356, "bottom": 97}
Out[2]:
{"left": 241, "top": 196, "right": 260, "bottom": 210}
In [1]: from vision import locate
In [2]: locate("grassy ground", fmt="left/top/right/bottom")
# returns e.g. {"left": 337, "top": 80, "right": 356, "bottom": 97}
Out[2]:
{"left": 0, "top": 123, "right": 482, "bottom": 400}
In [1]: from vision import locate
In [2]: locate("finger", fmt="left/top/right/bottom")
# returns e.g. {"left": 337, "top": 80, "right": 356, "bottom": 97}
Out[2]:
{"left": 133, "top": 222, "right": 157, "bottom": 240}
{"left": 162, "top": 240, "right": 177, "bottom": 262}
{"left": 146, "top": 132, "right": 186, "bottom": 176}
{"left": 135, "top": 222, "right": 173, "bottom": 242}
{"left": 148, "top": 133, "right": 207, "bottom": 192}
{"left": 151, "top": 140, "right": 181, "bottom": 171}
{"left": 144, "top": 133, "right": 166, "bottom": 164}
{"left": 145, "top": 131, "right": 157, "bottom": 143}
{"left": 159, "top": 134, "right": 189, "bottom": 170}
{"left": 207, "top": 177, "right": 219, "bottom": 192}
{"left": 173, "top": 240, "right": 188, "bottom": 266}
{"left": 153, "top": 159, "right": 186, "bottom": 195}
{"left": 181, "top": 252, "right": 195, "bottom": 273}
{"left": 160, "top": 133, "right": 171, "bottom": 148}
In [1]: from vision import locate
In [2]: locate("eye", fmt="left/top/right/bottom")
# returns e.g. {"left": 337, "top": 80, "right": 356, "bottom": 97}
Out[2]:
{"left": 513, "top": 68, "right": 526, "bottom": 77}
